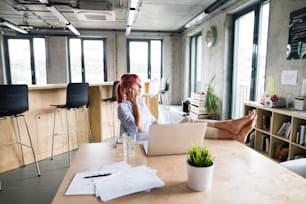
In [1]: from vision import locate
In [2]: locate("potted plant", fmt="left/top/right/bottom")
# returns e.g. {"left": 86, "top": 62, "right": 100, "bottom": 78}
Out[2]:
{"left": 186, "top": 144, "right": 214, "bottom": 191}
{"left": 205, "top": 75, "right": 220, "bottom": 119}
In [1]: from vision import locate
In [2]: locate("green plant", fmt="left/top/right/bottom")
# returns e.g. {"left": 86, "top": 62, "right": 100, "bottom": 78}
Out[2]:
{"left": 205, "top": 75, "right": 220, "bottom": 118}
{"left": 187, "top": 144, "right": 213, "bottom": 167}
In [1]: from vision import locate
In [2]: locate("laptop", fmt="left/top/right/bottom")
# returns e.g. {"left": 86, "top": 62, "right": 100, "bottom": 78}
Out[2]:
{"left": 142, "top": 122, "right": 207, "bottom": 156}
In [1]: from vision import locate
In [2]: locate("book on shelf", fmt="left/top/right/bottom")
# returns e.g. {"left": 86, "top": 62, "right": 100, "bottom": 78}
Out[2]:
{"left": 261, "top": 135, "right": 270, "bottom": 153}
{"left": 191, "top": 92, "right": 205, "bottom": 100}
{"left": 273, "top": 141, "right": 289, "bottom": 162}
{"left": 190, "top": 99, "right": 205, "bottom": 107}
{"left": 189, "top": 111, "right": 208, "bottom": 120}
{"left": 261, "top": 114, "right": 271, "bottom": 131}
{"left": 190, "top": 104, "right": 207, "bottom": 115}
{"left": 277, "top": 122, "right": 291, "bottom": 138}
{"left": 296, "top": 124, "right": 306, "bottom": 146}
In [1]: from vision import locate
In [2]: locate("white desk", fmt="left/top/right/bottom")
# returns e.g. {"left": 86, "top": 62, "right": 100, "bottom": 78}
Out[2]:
{"left": 52, "top": 140, "right": 306, "bottom": 203}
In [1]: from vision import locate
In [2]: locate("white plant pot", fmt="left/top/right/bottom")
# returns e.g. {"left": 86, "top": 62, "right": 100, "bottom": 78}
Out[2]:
{"left": 186, "top": 162, "right": 214, "bottom": 191}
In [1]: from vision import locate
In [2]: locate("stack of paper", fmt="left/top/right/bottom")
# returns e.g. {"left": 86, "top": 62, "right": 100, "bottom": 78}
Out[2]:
{"left": 65, "top": 161, "right": 165, "bottom": 202}
{"left": 94, "top": 165, "right": 164, "bottom": 202}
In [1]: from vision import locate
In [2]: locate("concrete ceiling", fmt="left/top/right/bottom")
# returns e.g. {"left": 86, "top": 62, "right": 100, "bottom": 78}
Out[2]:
{"left": 0, "top": 0, "right": 234, "bottom": 35}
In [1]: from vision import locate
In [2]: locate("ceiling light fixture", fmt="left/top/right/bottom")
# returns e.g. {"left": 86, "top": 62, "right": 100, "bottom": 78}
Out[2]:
{"left": 126, "top": 0, "right": 140, "bottom": 36}
{"left": 127, "top": 8, "right": 136, "bottom": 26}
{"left": 67, "top": 23, "right": 80, "bottom": 36}
{"left": 46, "top": 5, "right": 69, "bottom": 24}
{"left": 0, "top": 20, "right": 28, "bottom": 34}
{"left": 185, "top": 12, "right": 208, "bottom": 28}
{"left": 130, "top": 0, "right": 139, "bottom": 9}
{"left": 46, "top": 5, "right": 81, "bottom": 36}
{"left": 38, "top": 0, "right": 49, "bottom": 4}
{"left": 126, "top": 26, "right": 131, "bottom": 36}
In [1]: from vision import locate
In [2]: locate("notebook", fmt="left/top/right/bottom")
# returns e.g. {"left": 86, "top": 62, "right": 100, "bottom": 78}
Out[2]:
{"left": 142, "top": 122, "right": 207, "bottom": 156}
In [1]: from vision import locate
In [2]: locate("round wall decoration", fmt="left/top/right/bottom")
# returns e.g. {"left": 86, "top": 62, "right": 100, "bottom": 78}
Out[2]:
{"left": 205, "top": 26, "right": 217, "bottom": 47}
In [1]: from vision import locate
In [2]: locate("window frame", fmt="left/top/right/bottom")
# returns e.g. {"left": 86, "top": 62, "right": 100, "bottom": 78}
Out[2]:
{"left": 3, "top": 36, "right": 47, "bottom": 85}
{"left": 189, "top": 32, "right": 202, "bottom": 94}
{"left": 67, "top": 37, "right": 107, "bottom": 83}
{"left": 230, "top": 0, "right": 269, "bottom": 118}
{"left": 127, "top": 39, "right": 163, "bottom": 79}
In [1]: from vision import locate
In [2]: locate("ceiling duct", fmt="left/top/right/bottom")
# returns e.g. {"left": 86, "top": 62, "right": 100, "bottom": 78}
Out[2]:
{"left": 75, "top": 0, "right": 115, "bottom": 21}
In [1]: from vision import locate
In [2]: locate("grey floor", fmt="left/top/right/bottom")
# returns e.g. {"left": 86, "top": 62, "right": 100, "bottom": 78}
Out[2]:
{"left": 0, "top": 151, "right": 76, "bottom": 204}
{"left": 0, "top": 104, "right": 184, "bottom": 204}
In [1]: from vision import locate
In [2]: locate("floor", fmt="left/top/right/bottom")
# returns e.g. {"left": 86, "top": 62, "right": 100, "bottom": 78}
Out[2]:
{"left": 0, "top": 104, "right": 185, "bottom": 204}
{"left": 0, "top": 151, "right": 76, "bottom": 204}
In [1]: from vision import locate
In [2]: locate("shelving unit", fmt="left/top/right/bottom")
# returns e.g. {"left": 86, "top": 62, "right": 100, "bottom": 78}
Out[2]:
{"left": 244, "top": 101, "right": 306, "bottom": 162}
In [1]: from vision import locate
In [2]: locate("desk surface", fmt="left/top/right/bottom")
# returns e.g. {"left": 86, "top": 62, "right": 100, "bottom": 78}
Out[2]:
{"left": 52, "top": 140, "right": 306, "bottom": 204}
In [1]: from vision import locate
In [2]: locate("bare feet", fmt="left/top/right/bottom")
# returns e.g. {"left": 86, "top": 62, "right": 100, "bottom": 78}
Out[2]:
{"left": 217, "top": 109, "right": 256, "bottom": 135}
{"left": 235, "top": 116, "right": 257, "bottom": 143}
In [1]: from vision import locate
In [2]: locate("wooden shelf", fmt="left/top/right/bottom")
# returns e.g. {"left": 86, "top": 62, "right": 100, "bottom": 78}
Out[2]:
{"left": 245, "top": 101, "right": 306, "bottom": 162}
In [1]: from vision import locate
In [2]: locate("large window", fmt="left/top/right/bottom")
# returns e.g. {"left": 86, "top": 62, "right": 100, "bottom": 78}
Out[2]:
{"left": 5, "top": 37, "right": 47, "bottom": 84}
{"left": 68, "top": 38, "right": 106, "bottom": 83}
{"left": 127, "top": 39, "right": 162, "bottom": 80}
{"left": 231, "top": 1, "right": 269, "bottom": 118}
{"left": 190, "top": 34, "right": 202, "bottom": 93}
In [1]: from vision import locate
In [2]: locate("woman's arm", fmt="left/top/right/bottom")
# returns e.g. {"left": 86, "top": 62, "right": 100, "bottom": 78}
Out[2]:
{"left": 127, "top": 89, "right": 144, "bottom": 133}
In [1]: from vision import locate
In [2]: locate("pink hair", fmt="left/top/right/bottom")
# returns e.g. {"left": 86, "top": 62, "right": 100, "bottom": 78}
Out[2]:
{"left": 116, "top": 73, "right": 140, "bottom": 103}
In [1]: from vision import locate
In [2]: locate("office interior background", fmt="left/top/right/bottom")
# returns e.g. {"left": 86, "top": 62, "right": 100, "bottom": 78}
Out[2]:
{"left": 0, "top": 0, "right": 306, "bottom": 202}
{"left": 0, "top": 0, "right": 306, "bottom": 119}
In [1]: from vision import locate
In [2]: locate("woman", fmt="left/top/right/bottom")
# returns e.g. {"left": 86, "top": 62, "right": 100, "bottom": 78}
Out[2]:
{"left": 117, "top": 73, "right": 256, "bottom": 143}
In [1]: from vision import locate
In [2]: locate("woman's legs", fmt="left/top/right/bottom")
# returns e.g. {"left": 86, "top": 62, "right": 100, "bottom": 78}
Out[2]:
{"left": 205, "top": 110, "right": 256, "bottom": 135}
{"left": 205, "top": 114, "right": 256, "bottom": 143}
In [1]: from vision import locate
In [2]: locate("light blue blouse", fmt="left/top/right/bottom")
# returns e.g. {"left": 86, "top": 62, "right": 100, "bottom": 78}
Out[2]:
{"left": 117, "top": 97, "right": 156, "bottom": 141}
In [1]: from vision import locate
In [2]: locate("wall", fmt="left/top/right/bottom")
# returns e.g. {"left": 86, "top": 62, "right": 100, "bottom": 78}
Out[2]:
{"left": 266, "top": 0, "right": 306, "bottom": 104}
{"left": 182, "top": 0, "right": 306, "bottom": 118}
{"left": 46, "top": 36, "right": 68, "bottom": 84}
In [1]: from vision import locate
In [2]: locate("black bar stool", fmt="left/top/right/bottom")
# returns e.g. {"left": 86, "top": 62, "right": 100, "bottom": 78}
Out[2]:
{"left": 0, "top": 85, "right": 41, "bottom": 191}
{"left": 51, "top": 83, "right": 93, "bottom": 165}
{"left": 102, "top": 81, "right": 120, "bottom": 147}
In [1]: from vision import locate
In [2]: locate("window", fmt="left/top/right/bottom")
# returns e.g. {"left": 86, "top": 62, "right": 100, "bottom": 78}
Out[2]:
{"left": 127, "top": 39, "right": 162, "bottom": 80}
{"left": 68, "top": 38, "right": 106, "bottom": 83}
{"left": 4, "top": 37, "right": 47, "bottom": 84}
{"left": 190, "top": 34, "right": 202, "bottom": 94}
{"left": 231, "top": 1, "right": 269, "bottom": 118}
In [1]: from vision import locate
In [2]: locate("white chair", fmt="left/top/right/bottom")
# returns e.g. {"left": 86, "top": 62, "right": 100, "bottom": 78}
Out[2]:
{"left": 142, "top": 79, "right": 161, "bottom": 123}
{"left": 159, "top": 78, "right": 171, "bottom": 123}
{"left": 281, "top": 158, "right": 306, "bottom": 178}
{"left": 143, "top": 79, "right": 161, "bottom": 109}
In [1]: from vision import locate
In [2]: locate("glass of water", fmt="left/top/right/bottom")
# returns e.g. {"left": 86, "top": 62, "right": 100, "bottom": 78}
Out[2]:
{"left": 122, "top": 132, "right": 136, "bottom": 157}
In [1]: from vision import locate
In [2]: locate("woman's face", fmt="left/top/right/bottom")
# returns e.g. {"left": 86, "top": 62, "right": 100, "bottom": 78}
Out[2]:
{"left": 131, "top": 79, "right": 142, "bottom": 96}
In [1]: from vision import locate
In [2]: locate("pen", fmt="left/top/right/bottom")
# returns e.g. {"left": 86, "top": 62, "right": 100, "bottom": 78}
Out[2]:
{"left": 83, "top": 173, "right": 112, "bottom": 179}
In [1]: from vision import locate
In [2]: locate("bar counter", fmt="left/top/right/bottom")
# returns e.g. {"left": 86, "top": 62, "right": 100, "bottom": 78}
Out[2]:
{"left": 0, "top": 82, "right": 158, "bottom": 173}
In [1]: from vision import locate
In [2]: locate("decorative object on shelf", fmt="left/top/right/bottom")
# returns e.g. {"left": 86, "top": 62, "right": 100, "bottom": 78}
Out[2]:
{"left": 261, "top": 93, "right": 286, "bottom": 108}
{"left": 294, "top": 96, "right": 306, "bottom": 110}
{"left": 205, "top": 25, "right": 217, "bottom": 47}
{"left": 186, "top": 144, "right": 214, "bottom": 192}
{"left": 205, "top": 74, "right": 220, "bottom": 119}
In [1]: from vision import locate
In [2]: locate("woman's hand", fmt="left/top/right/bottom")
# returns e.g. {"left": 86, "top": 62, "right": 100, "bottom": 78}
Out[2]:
{"left": 126, "top": 88, "right": 137, "bottom": 104}
{"left": 126, "top": 88, "right": 144, "bottom": 133}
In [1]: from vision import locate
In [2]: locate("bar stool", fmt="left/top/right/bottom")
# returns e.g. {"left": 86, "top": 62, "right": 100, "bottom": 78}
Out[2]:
{"left": 51, "top": 82, "right": 93, "bottom": 165}
{"left": 159, "top": 78, "right": 171, "bottom": 123}
{"left": 102, "top": 81, "right": 120, "bottom": 147}
{"left": 0, "top": 85, "right": 41, "bottom": 191}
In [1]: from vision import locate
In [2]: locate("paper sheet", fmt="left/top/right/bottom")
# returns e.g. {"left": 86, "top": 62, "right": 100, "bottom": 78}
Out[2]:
{"left": 94, "top": 165, "right": 165, "bottom": 202}
{"left": 281, "top": 70, "right": 298, "bottom": 85}
{"left": 65, "top": 161, "right": 132, "bottom": 195}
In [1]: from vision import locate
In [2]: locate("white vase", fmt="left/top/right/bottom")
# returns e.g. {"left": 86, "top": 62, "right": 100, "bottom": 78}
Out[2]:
{"left": 186, "top": 162, "right": 214, "bottom": 191}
